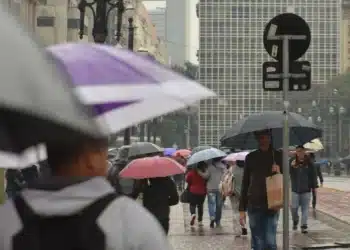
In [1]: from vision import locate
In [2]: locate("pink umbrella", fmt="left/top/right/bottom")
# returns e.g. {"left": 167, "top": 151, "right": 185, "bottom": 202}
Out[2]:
{"left": 224, "top": 151, "right": 250, "bottom": 163}
{"left": 119, "top": 156, "right": 186, "bottom": 179}
{"left": 172, "top": 149, "right": 191, "bottom": 158}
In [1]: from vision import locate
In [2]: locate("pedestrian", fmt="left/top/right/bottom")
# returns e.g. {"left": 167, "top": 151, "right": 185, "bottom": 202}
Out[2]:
{"left": 143, "top": 177, "right": 179, "bottom": 234}
{"left": 309, "top": 152, "right": 323, "bottom": 209}
{"left": 239, "top": 129, "right": 282, "bottom": 250}
{"left": 186, "top": 161, "right": 208, "bottom": 227}
{"left": 290, "top": 146, "right": 318, "bottom": 233}
{"left": 0, "top": 136, "right": 171, "bottom": 250}
{"left": 206, "top": 158, "right": 225, "bottom": 228}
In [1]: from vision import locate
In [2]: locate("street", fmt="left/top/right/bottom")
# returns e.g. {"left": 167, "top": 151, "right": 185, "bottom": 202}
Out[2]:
{"left": 168, "top": 195, "right": 350, "bottom": 249}
{"left": 323, "top": 176, "right": 350, "bottom": 191}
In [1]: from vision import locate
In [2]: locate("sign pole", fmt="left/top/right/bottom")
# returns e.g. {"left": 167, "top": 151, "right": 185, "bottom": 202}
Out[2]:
{"left": 282, "top": 35, "right": 290, "bottom": 250}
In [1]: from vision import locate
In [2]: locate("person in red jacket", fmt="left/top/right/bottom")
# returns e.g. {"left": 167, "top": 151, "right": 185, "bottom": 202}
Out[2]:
{"left": 186, "top": 161, "right": 208, "bottom": 226}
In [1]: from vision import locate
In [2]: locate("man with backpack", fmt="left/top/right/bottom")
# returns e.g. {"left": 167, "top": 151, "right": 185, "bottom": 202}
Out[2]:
{"left": 0, "top": 136, "right": 170, "bottom": 250}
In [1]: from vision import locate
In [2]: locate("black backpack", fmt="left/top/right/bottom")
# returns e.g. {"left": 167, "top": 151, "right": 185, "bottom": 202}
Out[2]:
{"left": 12, "top": 193, "right": 118, "bottom": 250}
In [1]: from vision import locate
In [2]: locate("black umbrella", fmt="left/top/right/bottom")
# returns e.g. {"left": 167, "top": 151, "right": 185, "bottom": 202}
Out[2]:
{"left": 220, "top": 111, "right": 322, "bottom": 149}
{"left": 0, "top": 7, "right": 103, "bottom": 153}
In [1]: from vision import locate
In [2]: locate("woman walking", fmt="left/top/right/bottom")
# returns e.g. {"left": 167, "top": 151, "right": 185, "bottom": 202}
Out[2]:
{"left": 186, "top": 161, "right": 208, "bottom": 227}
{"left": 290, "top": 146, "right": 318, "bottom": 233}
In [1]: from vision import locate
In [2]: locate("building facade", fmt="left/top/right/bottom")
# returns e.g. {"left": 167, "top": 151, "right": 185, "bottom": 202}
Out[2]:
{"left": 166, "top": 0, "right": 190, "bottom": 65}
{"left": 148, "top": 7, "right": 166, "bottom": 40}
{"left": 342, "top": 0, "right": 350, "bottom": 73}
{"left": 198, "top": 0, "right": 341, "bottom": 146}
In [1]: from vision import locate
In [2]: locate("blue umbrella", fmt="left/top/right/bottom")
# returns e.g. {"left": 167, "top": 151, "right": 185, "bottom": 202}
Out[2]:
{"left": 164, "top": 148, "right": 176, "bottom": 156}
{"left": 187, "top": 148, "right": 227, "bottom": 167}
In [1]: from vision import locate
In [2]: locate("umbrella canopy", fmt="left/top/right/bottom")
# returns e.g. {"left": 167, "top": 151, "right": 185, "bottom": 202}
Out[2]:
{"left": 47, "top": 43, "right": 216, "bottom": 133}
{"left": 303, "top": 138, "right": 324, "bottom": 151}
{"left": 128, "top": 142, "right": 163, "bottom": 159}
{"left": 223, "top": 151, "right": 249, "bottom": 163}
{"left": 220, "top": 111, "right": 322, "bottom": 149}
{"left": 0, "top": 10, "right": 103, "bottom": 153}
{"left": 0, "top": 145, "right": 46, "bottom": 169}
{"left": 173, "top": 149, "right": 191, "bottom": 158}
{"left": 164, "top": 148, "right": 177, "bottom": 156}
{"left": 187, "top": 148, "right": 227, "bottom": 167}
{"left": 119, "top": 156, "right": 186, "bottom": 179}
{"left": 191, "top": 146, "right": 212, "bottom": 155}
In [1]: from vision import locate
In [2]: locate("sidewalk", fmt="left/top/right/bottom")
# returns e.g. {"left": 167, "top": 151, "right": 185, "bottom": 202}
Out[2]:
{"left": 168, "top": 198, "right": 350, "bottom": 249}
{"left": 317, "top": 187, "right": 350, "bottom": 225}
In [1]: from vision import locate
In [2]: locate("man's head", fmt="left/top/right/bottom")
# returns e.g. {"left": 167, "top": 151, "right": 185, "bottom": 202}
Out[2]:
{"left": 296, "top": 145, "right": 306, "bottom": 160}
{"left": 254, "top": 130, "right": 271, "bottom": 151}
{"left": 46, "top": 136, "right": 108, "bottom": 177}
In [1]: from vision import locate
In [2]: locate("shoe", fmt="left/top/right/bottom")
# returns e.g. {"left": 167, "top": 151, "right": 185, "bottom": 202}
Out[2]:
{"left": 198, "top": 221, "right": 203, "bottom": 227}
{"left": 301, "top": 225, "right": 308, "bottom": 234}
{"left": 216, "top": 223, "right": 222, "bottom": 228}
{"left": 293, "top": 221, "right": 298, "bottom": 231}
{"left": 190, "top": 214, "right": 196, "bottom": 226}
{"left": 210, "top": 220, "right": 215, "bottom": 228}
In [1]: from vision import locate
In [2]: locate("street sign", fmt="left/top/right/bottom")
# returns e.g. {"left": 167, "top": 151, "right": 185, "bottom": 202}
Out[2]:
{"left": 263, "top": 13, "right": 311, "bottom": 62}
{"left": 263, "top": 61, "right": 311, "bottom": 91}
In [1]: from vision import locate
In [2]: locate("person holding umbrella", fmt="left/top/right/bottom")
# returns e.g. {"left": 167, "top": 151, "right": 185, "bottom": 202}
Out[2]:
{"left": 290, "top": 147, "right": 318, "bottom": 233}
{"left": 309, "top": 152, "right": 323, "bottom": 210}
{"left": 186, "top": 161, "right": 208, "bottom": 227}
{"left": 239, "top": 130, "right": 282, "bottom": 250}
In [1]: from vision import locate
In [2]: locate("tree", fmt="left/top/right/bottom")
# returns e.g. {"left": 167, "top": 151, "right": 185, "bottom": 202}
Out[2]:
{"left": 156, "top": 62, "right": 199, "bottom": 148}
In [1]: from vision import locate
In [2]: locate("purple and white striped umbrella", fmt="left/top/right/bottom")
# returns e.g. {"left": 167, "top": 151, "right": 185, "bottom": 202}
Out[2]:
{"left": 47, "top": 43, "right": 215, "bottom": 133}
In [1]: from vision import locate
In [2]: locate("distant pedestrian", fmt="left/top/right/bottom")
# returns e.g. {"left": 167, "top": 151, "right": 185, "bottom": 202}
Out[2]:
{"left": 290, "top": 146, "right": 318, "bottom": 233}
{"left": 186, "top": 161, "right": 208, "bottom": 227}
{"left": 309, "top": 153, "right": 323, "bottom": 209}
{"left": 143, "top": 177, "right": 179, "bottom": 234}
{"left": 206, "top": 158, "right": 225, "bottom": 228}
{"left": 239, "top": 129, "right": 282, "bottom": 250}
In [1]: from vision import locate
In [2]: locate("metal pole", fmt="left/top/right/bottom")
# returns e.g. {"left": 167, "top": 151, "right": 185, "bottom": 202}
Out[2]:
{"left": 123, "top": 17, "right": 134, "bottom": 145}
{"left": 186, "top": 115, "right": 191, "bottom": 148}
{"left": 338, "top": 112, "right": 342, "bottom": 155}
{"left": 282, "top": 36, "right": 290, "bottom": 250}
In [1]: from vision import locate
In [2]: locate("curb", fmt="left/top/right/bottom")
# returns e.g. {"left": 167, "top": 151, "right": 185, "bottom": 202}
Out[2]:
{"left": 313, "top": 208, "right": 350, "bottom": 233}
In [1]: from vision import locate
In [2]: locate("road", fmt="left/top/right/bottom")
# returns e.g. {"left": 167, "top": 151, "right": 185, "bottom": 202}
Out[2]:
{"left": 323, "top": 176, "right": 350, "bottom": 191}
{"left": 168, "top": 197, "right": 350, "bottom": 249}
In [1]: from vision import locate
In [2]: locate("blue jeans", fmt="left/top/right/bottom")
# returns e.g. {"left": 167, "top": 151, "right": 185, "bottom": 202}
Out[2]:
{"left": 207, "top": 191, "right": 223, "bottom": 223}
{"left": 291, "top": 192, "right": 311, "bottom": 226}
{"left": 248, "top": 208, "right": 279, "bottom": 250}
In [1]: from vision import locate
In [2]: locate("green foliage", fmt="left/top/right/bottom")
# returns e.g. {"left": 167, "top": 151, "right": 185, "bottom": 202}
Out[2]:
{"left": 157, "top": 62, "right": 199, "bottom": 148}
{"left": 327, "top": 73, "right": 350, "bottom": 117}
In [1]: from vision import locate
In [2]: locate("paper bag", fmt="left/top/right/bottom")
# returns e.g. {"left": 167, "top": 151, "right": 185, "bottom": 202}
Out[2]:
{"left": 266, "top": 173, "right": 283, "bottom": 210}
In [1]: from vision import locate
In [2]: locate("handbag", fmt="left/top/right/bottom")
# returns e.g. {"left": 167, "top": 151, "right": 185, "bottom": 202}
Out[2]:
{"left": 180, "top": 185, "right": 191, "bottom": 203}
{"left": 265, "top": 150, "right": 283, "bottom": 210}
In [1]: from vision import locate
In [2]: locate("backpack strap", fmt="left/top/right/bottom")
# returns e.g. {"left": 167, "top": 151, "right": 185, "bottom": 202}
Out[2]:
{"left": 80, "top": 193, "right": 118, "bottom": 220}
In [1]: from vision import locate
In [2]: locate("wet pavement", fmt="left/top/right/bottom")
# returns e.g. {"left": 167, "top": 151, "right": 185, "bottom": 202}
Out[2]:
{"left": 323, "top": 176, "right": 350, "bottom": 191}
{"left": 168, "top": 197, "right": 350, "bottom": 249}
{"left": 316, "top": 187, "right": 350, "bottom": 225}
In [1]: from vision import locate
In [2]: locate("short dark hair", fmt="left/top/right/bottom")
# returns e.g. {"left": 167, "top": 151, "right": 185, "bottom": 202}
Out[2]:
{"left": 47, "top": 136, "right": 108, "bottom": 173}
{"left": 296, "top": 145, "right": 305, "bottom": 149}
{"left": 254, "top": 129, "right": 271, "bottom": 138}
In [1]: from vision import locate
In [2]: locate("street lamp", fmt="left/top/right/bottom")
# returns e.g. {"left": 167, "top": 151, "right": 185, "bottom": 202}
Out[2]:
{"left": 329, "top": 88, "right": 346, "bottom": 156}
{"left": 78, "top": 0, "right": 125, "bottom": 43}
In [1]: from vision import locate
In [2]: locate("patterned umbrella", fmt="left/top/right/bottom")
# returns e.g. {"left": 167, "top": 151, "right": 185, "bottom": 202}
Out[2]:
{"left": 47, "top": 43, "right": 215, "bottom": 134}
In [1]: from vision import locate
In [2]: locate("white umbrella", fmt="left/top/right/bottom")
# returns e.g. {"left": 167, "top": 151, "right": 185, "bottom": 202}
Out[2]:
{"left": 0, "top": 144, "right": 46, "bottom": 169}
{"left": 303, "top": 138, "right": 324, "bottom": 151}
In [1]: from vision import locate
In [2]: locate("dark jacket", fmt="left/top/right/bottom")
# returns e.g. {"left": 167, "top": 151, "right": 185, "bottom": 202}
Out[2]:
{"left": 239, "top": 148, "right": 283, "bottom": 212}
{"left": 290, "top": 158, "right": 317, "bottom": 193}
{"left": 315, "top": 165, "right": 323, "bottom": 187}
{"left": 143, "top": 177, "right": 179, "bottom": 219}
